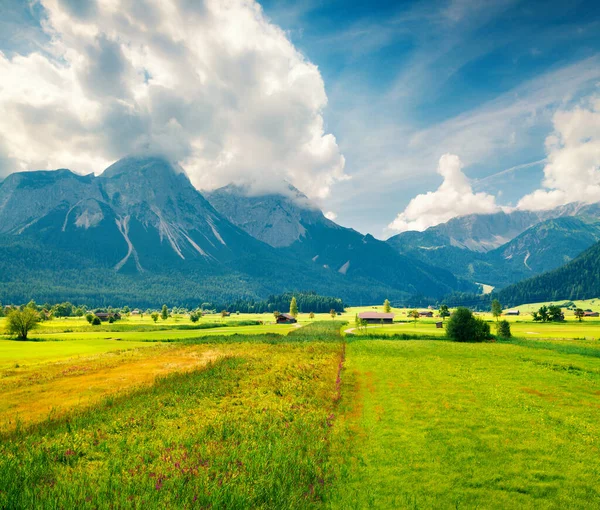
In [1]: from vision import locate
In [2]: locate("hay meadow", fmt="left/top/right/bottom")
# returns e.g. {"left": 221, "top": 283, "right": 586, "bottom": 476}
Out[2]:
{"left": 1, "top": 310, "right": 600, "bottom": 508}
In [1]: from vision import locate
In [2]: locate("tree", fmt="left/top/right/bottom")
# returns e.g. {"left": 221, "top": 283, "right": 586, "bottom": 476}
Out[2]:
{"left": 151, "top": 312, "right": 159, "bottom": 323}
{"left": 92, "top": 316, "right": 101, "bottom": 326}
{"left": 85, "top": 313, "right": 94, "bottom": 324}
{"left": 383, "top": 299, "right": 391, "bottom": 313}
{"left": 491, "top": 299, "right": 502, "bottom": 322}
{"left": 574, "top": 308, "right": 585, "bottom": 322}
{"left": 533, "top": 305, "right": 550, "bottom": 322}
{"left": 309, "top": 312, "right": 315, "bottom": 320}
{"left": 190, "top": 313, "right": 199, "bottom": 323}
{"left": 330, "top": 309, "right": 336, "bottom": 320}
{"left": 439, "top": 304, "right": 450, "bottom": 321}
{"left": 122, "top": 306, "right": 131, "bottom": 315}
{"left": 289, "top": 297, "right": 298, "bottom": 318}
{"left": 446, "top": 307, "right": 491, "bottom": 343}
{"left": 273, "top": 311, "right": 281, "bottom": 321}
{"left": 161, "top": 305, "right": 169, "bottom": 321}
{"left": 408, "top": 309, "right": 420, "bottom": 327}
{"left": 220, "top": 310, "right": 229, "bottom": 319}
{"left": 496, "top": 320, "right": 511, "bottom": 338}
{"left": 5, "top": 308, "right": 39, "bottom": 340}
{"left": 548, "top": 305, "right": 564, "bottom": 322}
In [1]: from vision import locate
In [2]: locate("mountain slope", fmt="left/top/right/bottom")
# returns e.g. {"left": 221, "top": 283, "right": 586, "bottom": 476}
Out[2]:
{"left": 206, "top": 183, "right": 478, "bottom": 299}
{"left": 0, "top": 157, "right": 473, "bottom": 306}
{"left": 387, "top": 205, "right": 600, "bottom": 288}
{"left": 498, "top": 241, "right": 600, "bottom": 306}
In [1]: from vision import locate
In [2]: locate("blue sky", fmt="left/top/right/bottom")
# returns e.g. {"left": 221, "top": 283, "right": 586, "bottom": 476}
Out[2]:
{"left": 1, "top": 0, "right": 600, "bottom": 236}
{"left": 259, "top": 0, "right": 600, "bottom": 233}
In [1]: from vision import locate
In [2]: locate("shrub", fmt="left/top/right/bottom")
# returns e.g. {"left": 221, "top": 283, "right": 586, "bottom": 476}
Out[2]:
{"left": 496, "top": 320, "right": 511, "bottom": 338}
{"left": 446, "top": 307, "right": 491, "bottom": 343}
{"left": 92, "top": 316, "right": 101, "bottom": 326}
{"left": 85, "top": 313, "right": 94, "bottom": 324}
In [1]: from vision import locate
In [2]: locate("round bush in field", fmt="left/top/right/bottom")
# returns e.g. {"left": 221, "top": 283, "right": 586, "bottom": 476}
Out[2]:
{"left": 496, "top": 320, "right": 511, "bottom": 338}
{"left": 446, "top": 307, "right": 491, "bottom": 342}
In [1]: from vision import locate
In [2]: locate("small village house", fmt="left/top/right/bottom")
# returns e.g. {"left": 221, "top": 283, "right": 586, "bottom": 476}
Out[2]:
{"left": 505, "top": 309, "right": 520, "bottom": 316}
{"left": 358, "top": 312, "right": 394, "bottom": 324}
{"left": 95, "top": 312, "right": 121, "bottom": 322}
{"left": 276, "top": 313, "right": 297, "bottom": 324}
{"left": 419, "top": 310, "right": 433, "bottom": 318}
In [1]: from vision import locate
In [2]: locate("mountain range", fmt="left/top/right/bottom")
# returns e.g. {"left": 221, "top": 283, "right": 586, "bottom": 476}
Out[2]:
{"left": 0, "top": 156, "right": 473, "bottom": 307}
{"left": 386, "top": 205, "right": 600, "bottom": 289}
{"left": 1, "top": 154, "right": 599, "bottom": 307}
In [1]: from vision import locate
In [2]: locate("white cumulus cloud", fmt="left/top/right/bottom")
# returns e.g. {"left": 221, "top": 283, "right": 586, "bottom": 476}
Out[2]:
{"left": 387, "top": 153, "right": 501, "bottom": 233}
{"left": 0, "top": 0, "right": 347, "bottom": 199}
{"left": 517, "top": 96, "right": 600, "bottom": 210}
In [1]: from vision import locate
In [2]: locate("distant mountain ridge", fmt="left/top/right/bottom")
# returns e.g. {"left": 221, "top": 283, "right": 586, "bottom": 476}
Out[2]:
{"left": 0, "top": 156, "right": 474, "bottom": 306}
{"left": 386, "top": 203, "right": 600, "bottom": 288}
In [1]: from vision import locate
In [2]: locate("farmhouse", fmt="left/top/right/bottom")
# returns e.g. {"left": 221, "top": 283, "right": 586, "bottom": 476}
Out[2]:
{"left": 277, "top": 313, "right": 297, "bottom": 324}
{"left": 95, "top": 312, "right": 121, "bottom": 322}
{"left": 419, "top": 311, "right": 433, "bottom": 317}
{"left": 358, "top": 312, "right": 394, "bottom": 324}
{"left": 584, "top": 311, "right": 599, "bottom": 317}
{"left": 505, "top": 309, "right": 520, "bottom": 316}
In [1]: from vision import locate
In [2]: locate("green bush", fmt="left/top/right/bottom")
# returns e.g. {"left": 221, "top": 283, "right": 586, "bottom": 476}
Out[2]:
{"left": 92, "top": 316, "right": 101, "bottom": 326}
{"left": 496, "top": 320, "right": 511, "bottom": 338}
{"left": 446, "top": 307, "right": 491, "bottom": 343}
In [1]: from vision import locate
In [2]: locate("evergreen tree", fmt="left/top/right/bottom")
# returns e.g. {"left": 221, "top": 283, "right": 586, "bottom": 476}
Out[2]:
{"left": 383, "top": 299, "right": 391, "bottom": 313}
{"left": 289, "top": 296, "right": 299, "bottom": 318}
{"left": 161, "top": 305, "right": 169, "bottom": 320}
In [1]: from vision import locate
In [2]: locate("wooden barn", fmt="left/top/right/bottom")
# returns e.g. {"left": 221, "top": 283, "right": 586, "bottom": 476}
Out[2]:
{"left": 95, "top": 312, "right": 121, "bottom": 322}
{"left": 358, "top": 312, "right": 394, "bottom": 324}
{"left": 277, "top": 313, "right": 297, "bottom": 324}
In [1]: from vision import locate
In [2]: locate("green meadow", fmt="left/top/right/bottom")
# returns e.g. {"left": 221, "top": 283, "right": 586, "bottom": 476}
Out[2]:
{"left": 1, "top": 310, "right": 600, "bottom": 508}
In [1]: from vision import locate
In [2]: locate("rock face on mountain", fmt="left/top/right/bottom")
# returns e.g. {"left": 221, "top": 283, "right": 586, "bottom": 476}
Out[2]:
{"left": 386, "top": 204, "right": 600, "bottom": 288}
{"left": 0, "top": 156, "right": 475, "bottom": 306}
{"left": 205, "top": 183, "right": 336, "bottom": 248}
{"left": 206, "top": 183, "right": 477, "bottom": 299}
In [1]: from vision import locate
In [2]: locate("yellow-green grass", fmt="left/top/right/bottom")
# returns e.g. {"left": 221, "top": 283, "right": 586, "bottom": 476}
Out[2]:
{"left": 330, "top": 339, "right": 600, "bottom": 508}
{"left": 0, "top": 343, "right": 221, "bottom": 432}
{"left": 18, "top": 323, "right": 298, "bottom": 342}
{"left": 0, "top": 338, "right": 155, "bottom": 369}
{"left": 0, "top": 323, "right": 344, "bottom": 508}
{"left": 513, "top": 298, "right": 600, "bottom": 314}
{"left": 351, "top": 320, "right": 600, "bottom": 339}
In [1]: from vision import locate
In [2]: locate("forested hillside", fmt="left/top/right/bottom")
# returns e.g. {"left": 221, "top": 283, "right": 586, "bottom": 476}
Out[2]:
{"left": 499, "top": 241, "right": 600, "bottom": 306}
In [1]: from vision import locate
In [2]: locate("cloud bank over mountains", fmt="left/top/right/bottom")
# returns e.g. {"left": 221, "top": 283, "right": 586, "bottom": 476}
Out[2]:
{"left": 387, "top": 154, "right": 502, "bottom": 233}
{"left": 388, "top": 96, "right": 600, "bottom": 234}
{"left": 0, "top": 0, "right": 347, "bottom": 199}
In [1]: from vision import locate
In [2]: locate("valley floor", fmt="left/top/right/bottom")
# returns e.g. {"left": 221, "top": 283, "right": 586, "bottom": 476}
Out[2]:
{"left": 1, "top": 319, "right": 599, "bottom": 508}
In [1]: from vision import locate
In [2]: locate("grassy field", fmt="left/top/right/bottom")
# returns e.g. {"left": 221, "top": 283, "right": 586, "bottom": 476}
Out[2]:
{"left": 330, "top": 338, "right": 600, "bottom": 508}
{"left": 0, "top": 323, "right": 344, "bottom": 508}
{"left": 351, "top": 319, "right": 600, "bottom": 339}
{"left": 2, "top": 308, "right": 600, "bottom": 507}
